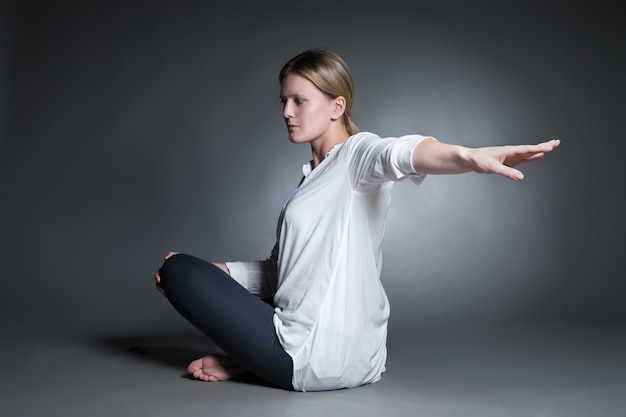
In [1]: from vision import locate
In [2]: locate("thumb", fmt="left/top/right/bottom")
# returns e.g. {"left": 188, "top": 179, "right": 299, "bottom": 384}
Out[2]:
{"left": 502, "top": 166, "right": 524, "bottom": 181}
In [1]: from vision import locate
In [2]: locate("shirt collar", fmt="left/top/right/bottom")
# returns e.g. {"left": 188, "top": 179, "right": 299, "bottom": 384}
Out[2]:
{"left": 301, "top": 143, "right": 345, "bottom": 177}
{"left": 302, "top": 161, "right": 313, "bottom": 177}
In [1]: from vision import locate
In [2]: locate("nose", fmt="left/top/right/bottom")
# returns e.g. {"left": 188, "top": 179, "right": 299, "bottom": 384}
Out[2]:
{"left": 283, "top": 100, "right": 294, "bottom": 119}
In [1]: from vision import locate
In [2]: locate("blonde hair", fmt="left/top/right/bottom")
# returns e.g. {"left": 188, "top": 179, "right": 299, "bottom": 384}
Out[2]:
{"left": 279, "top": 48, "right": 360, "bottom": 135}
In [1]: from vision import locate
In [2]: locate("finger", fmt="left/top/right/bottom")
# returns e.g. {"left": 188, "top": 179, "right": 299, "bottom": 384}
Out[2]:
{"left": 154, "top": 269, "right": 161, "bottom": 283}
{"left": 534, "top": 141, "right": 558, "bottom": 153}
{"left": 518, "top": 152, "right": 545, "bottom": 164}
{"left": 508, "top": 140, "right": 558, "bottom": 157}
{"left": 504, "top": 167, "right": 524, "bottom": 181}
{"left": 491, "top": 161, "right": 524, "bottom": 181}
{"left": 524, "top": 139, "right": 560, "bottom": 153}
{"left": 504, "top": 152, "right": 545, "bottom": 167}
{"left": 164, "top": 251, "right": 178, "bottom": 260}
{"left": 542, "top": 138, "right": 561, "bottom": 148}
{"left": 156, "top": 282, "right": 167, "bottom": 298}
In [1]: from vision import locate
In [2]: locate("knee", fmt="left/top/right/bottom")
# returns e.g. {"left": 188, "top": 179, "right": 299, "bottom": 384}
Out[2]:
{"left": 158, "top": 253, "right": 192, "bottom": 287}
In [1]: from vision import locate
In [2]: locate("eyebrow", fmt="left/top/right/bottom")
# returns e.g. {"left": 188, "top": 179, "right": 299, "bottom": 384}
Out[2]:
{"left": 279, "top": 93, "right": 300, "bottom": 100}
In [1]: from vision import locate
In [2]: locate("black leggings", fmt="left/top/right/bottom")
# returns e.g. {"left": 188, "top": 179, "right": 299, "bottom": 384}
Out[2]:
{"left": 158, "top": 253, "right": 294, "bottom": 390}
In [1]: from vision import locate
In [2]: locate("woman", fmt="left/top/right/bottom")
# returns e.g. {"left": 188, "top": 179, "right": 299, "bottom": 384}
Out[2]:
{"left": 154, "top": 48, "right": 560, "bottom": 392}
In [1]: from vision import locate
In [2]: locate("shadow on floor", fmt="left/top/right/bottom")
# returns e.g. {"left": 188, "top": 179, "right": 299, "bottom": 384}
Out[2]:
{"left": 91, "top": 332, "right": 277, "bottom": 388}
{"left": 95, "top": 333, "right": 213, "bottom": 370}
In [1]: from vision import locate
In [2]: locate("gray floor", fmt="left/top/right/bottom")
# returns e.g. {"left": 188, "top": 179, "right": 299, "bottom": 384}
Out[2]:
{"left": 2, "top": 321, "right": 625, "bottom": 417}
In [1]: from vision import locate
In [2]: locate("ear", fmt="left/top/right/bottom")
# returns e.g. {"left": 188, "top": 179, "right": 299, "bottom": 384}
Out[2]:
{"left": 330, "top": 96, "right": 346, "bottom": 121}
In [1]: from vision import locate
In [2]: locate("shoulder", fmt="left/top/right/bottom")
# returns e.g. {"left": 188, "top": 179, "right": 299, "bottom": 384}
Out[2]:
{"left": 343, "top": 131, "right": 382, "bottom": 152}
{"left": 343, "top": 132, "right": 430, "bottom": 159}
{"left": 347, "top": 131, "right": 380, "bottom": 143}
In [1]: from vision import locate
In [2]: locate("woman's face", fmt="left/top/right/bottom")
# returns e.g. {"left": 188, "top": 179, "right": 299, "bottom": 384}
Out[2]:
{"left": 280, "top": 73, "right": 336, "bottom": 145}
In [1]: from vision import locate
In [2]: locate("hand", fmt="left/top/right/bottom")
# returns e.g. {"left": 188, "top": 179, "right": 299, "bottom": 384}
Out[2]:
{"left": 154, "top": 251, "right": 178, "bottom": 298}
{"left": 468, "top": 139, "right": 560, "bottom": 181}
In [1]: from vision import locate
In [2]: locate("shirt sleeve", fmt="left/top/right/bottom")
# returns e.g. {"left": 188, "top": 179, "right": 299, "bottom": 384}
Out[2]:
{"left": 224, "top": 242, "right": 279, "bottom": 299}
{"left": 347, "top": 132, "right": 432, "bottom": 188}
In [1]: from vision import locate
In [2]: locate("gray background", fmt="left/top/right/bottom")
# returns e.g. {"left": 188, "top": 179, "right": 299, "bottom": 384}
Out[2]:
{"left": 1, "top": 1, "right": 625, "bottom": 416}
{"left": 2, "top": 0, "right": 624, "bottom": 331}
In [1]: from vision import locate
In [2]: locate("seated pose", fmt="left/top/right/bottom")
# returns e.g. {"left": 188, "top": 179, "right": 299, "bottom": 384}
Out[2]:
{"left": 154, "top": 48, "right": 560, "bottom": 392}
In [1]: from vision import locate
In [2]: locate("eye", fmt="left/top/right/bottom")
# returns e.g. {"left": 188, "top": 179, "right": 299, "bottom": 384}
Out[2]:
{"left": 279, "top": 97, "right": 304, "bottom": 106}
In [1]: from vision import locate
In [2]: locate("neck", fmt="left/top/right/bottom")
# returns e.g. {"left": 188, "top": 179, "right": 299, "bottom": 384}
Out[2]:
{"left": 311, "top": 133, "right": 350, "bottom": 168}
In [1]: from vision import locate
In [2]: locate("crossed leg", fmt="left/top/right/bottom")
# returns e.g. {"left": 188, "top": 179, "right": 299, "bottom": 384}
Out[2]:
{"left": 155, "top": 252, "right": 293, "bottom": 390}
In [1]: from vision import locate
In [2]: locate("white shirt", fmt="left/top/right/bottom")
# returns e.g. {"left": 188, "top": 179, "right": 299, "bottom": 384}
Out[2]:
{"left": 226, "top": 132, "right": 429, "bottom": 391}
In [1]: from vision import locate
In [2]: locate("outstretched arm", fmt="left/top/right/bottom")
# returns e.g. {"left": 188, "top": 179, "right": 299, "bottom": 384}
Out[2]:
{"left": 411, "top": 138, "right": 560, "bottom": 181}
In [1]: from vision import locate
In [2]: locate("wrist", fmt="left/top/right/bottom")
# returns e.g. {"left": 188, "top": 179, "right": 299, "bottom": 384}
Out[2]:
{"left": 456, "top": 146, "right": 475, "bottom": 171}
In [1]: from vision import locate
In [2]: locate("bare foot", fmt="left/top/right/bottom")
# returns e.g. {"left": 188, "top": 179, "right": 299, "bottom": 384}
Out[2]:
{"left": 187, "top": 354, "right": 246, "bottom": 382}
